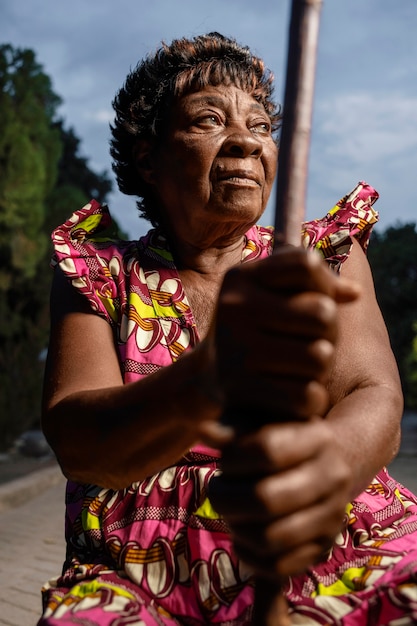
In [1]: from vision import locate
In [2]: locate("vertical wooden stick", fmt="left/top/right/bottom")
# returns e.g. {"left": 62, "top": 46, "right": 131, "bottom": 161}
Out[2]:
{"left": 254, "top": 1, "right": 323, "bottom": 624}
{"left": 275, "top": 0, "right": 323, "bottom": 244}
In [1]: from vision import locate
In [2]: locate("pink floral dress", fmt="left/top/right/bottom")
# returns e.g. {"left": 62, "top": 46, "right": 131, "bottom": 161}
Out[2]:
{"left": 38, "top": 183, "right": 417, "bottom": 625}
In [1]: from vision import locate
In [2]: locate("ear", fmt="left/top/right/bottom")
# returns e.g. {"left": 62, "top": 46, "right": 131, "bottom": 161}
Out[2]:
{"left": 133, "top": 139, "right": 156, "bottom": 185}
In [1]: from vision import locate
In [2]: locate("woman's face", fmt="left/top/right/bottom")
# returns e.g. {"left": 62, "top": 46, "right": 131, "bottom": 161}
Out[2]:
{"left": 144, "top": 84, "right": 278, "bottom": 248}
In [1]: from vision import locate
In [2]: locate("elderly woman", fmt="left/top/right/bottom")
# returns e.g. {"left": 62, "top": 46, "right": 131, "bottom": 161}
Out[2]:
{"left": 38, "top": 33, "right": 417, "bottom": 625}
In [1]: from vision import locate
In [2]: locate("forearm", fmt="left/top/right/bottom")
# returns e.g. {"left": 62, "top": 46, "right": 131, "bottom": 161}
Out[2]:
{"left": 325, "top": 383, "right": 403, "bottom": 499}
{"left": 321, "top": 239, "right": 404, "bottom": 498}
{"left": 43, "top": 343, "right": 221, "bottom": 489}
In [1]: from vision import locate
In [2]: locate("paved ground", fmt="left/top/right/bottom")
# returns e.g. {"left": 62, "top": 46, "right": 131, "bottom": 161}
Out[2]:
{"left": 0, "top": 413, "right": 416, "bottom": 626}
{"left": 0, "top": 473, "right": 66, "bottom": 626}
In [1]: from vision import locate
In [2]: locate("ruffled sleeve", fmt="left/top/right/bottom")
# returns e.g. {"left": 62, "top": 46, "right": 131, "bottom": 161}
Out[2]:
{"left": 51, "top": 183, "right": 379, "bottom": 329}
{"left": 302, "top": 181, "right": 379, "bottom": 270}
{"left": 51, "top": 200, "right": 133, "bottom": 326}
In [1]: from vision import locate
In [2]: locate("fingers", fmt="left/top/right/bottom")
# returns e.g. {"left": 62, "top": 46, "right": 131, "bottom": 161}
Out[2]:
{"left": 209, "top": 421, "right": 352, "bottom": 580}
{"left": 198, "top": 420, "right": 236, "bottom": 448}
{"left": 210, "top": 422, "right": 349, "bottom": 518}
{"left": 211, "top": 446, "right": 349, "bottom": 523}
{"left": 232, "top": 521, "right": 337, "bottom": 579}
{"left": 211, "top": 246, "right": 359, "bottom": 422}
{"left": 218, "top": 286, "right": 340, "bottom": 342}
{"left": 230, "top": 336, "right": 334, "bottom": 380}
{"left": 230, "top": 488, "right": 347, "bottom": 579}
{"left": 216, "top": 420, "right": 330, "bottom": 476}
{"left": 222, "top": 379, "right": 329, "bottom": 424}
{"left": 205, "top": 248, "right": 358, "bottom": 580}
{"left": 241, "top": 245, "right": 360, "bottom": 304}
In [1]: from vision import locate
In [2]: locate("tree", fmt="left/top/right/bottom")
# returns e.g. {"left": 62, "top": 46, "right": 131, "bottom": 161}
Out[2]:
{"left": 0, "top": 44, "right": 63, "bottom": 449}
{"left": 0, "top": 45, "right": 116, "bottom": 450}
{"left": 0, "top": 45, "right": 62, "bottom": 282}
{"left": 44, "top": 122, "right": 113, "bottom": 235}
{"left": 368, "top": 223, "right": 417, "bottom": 409}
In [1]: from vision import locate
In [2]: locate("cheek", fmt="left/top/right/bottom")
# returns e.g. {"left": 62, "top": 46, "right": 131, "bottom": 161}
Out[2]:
{"left": 172, "top": 145, "right": 211, "bottom": 183}
{"left": 265, "top": 146, "right": 278, "bottom": 187}
{"left": 156, "top": 153, "right": 210, "bottom": 209}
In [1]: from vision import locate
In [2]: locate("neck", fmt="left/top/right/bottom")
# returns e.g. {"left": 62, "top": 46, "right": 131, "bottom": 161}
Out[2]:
{"left": 170, "top": 234, "right": 246, "bottom": 276}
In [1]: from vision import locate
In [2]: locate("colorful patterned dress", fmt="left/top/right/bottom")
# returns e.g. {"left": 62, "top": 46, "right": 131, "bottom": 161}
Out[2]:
{"left": 38, "top": 183, "right": 417, "bottom": 625}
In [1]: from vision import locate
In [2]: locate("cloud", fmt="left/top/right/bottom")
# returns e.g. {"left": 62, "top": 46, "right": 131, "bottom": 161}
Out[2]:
{"left": 84, "top": 109, "right": 114, "bottom": 124}
{"left": 1, "top": 0, "right": 416, "bottom": 235}
{"left": 318, "top": 92, "right": 417, "bottom": 164}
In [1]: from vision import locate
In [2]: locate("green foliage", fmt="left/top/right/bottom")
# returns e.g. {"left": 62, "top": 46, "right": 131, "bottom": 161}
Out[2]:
{"left": 0, "top": 44, "right": 116, "bottom": 450}
{"left": 368, "top": 223, "right": 417, "bottom": 409}
{"left": 0, "top": 45, "right": 62, "bottom": 280}
{"left": 0, "top": 44, "right": 63, "bottom": 448}
{"left": 44, "top": 122, "right": 114, "bottom": 235}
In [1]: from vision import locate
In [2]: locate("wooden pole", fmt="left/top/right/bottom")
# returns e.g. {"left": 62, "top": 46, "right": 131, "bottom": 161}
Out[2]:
{"left": 254, "top": 1, "right": 323, "bottom": 624}
{"left": 275, "top": 0, "right": 323, "bottom": 243}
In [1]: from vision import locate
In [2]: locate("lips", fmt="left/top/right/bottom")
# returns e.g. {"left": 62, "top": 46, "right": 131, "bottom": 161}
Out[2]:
{"left": 216, "top": 169, "right": 261, "bottom": 186}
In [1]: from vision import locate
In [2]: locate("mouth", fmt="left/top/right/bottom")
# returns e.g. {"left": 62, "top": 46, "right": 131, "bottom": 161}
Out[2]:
{"left": 217, "top": 170, "right": 261, "bottom": 187}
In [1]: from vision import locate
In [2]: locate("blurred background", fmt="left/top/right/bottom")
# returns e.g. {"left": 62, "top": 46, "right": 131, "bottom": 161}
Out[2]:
{"left": 0, "top": 0, "right": 416, "bottom": 461}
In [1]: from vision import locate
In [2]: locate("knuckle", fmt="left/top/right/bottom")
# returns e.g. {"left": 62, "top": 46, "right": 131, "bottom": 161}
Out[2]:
{"left": 315, "top": 422, "right": 334, "bottom": 447}
{"left": 294, "top": 380, "right": 329, "bottom": 416}
{"left": 255, "top": 427, "right": 280, "bottom": 463}
{"left": 308, "top": 339, "right": 335, "bottom": 370}
{"left": 293, "top": 247, "right": 323, "bottom": 279}
{"left": 313, "top": 295, "right": 337, "bottom": 331}
{"left": 303, "top": 248, "right": 321, "bottom": 271}
{"left": 253, "top": 476, "right": 277, "bottom": 513}
{"left": 331, "top": 461, "right": 352, "bottom": 492}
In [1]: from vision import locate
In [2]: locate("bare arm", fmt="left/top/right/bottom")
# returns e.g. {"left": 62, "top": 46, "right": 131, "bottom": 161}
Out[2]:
{"left": 42, "top": 268, "right": 222, "bottom": 489}
{"left": 325, "top": 238, "right": 403, "bottom": 496}
{"left": 43, "top": 238, "right": 402, "bottom": 504}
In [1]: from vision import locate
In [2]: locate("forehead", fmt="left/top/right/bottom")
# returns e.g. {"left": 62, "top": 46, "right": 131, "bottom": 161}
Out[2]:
{"left": 176, "top": 84, "right": 268, "bottom": 114}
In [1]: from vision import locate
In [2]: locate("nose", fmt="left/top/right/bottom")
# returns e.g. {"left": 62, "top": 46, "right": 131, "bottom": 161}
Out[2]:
{"left": 222, "top": 127, "right": 263, "bottom": 158}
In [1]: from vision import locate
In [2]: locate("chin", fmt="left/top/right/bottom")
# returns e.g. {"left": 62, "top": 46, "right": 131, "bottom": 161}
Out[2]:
{"left": 219, "top": 204, "right": 264, "bottom": 226}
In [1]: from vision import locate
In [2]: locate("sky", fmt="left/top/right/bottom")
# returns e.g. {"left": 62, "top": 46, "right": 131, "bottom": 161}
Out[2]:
{"left": 1, "top": 0, "right": 417, "bottom": 238}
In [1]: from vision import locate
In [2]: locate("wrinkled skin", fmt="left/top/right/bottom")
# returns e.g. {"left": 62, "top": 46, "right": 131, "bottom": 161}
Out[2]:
{"left": 205, "top": 245, "right": 359, "bottom": 580}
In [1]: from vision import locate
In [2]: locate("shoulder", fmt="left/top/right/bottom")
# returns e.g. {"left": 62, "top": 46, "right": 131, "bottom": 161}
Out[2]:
{"left": 254, "top": 182, "right": 379, "bottom": 267}
{"left": 51, "top": 199, "right": 137, "bottom": 266}
{"left": 50, "top": 200, "right": 148, "bottom": 324}
{"left": 302, "top": 182, "right": 379, "bottom": 270}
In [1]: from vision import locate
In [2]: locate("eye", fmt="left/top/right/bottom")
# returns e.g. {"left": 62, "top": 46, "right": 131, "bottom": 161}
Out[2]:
{"left": 195, "top": 113, "right": 222, "bottom": 128}
{"left": 250, "top": 119, "right": 272, "bottom": 135}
